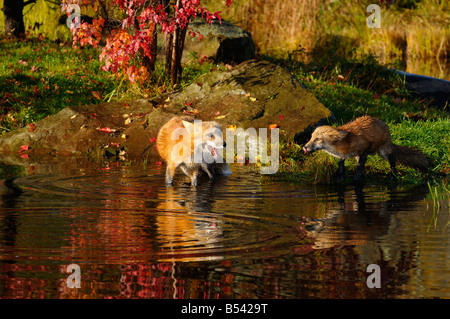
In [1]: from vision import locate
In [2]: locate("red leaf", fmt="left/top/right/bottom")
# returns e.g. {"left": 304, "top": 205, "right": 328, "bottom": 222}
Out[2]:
{"left": 28, "top": 123, "right": 37, "bottom": 132}
{"left": 149, "top": 137, "right": 156, "bottom": 143}
{"left": 18, "top": 145, "right": 29, "bottom": 153}
{"left": 98, "top": 127, "right": 112, "bottom": 133}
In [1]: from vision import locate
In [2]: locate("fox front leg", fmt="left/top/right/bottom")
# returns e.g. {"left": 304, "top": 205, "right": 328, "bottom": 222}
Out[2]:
{"left": 334, "top": 159, "right": 346, "bottom": 183}
{"left": 201, "top": 163, "right": 217, "bottom": 181}
{"left": 190, "top": 168, "right": 199, "bottom": 187}
{"left": 354, "top": 153, "right": 368, "bottom": 183}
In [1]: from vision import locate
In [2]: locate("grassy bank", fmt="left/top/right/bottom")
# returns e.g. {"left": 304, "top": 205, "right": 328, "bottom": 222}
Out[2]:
{"left": 277, "top": 58, "right": 450, "bottom": 185}
{"left": 0, "top": 37, "right": 217, "bottom": 132}
{"left": 0, "top": 37, "right": 116, "bottom": 132}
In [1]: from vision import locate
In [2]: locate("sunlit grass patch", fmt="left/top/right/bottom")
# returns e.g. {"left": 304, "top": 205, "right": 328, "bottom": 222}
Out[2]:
{"left": 0, "top": 37, "right": 219, "bottom": 132}
{"left": 0, "top": 38, "right": 117, "bottom": 131}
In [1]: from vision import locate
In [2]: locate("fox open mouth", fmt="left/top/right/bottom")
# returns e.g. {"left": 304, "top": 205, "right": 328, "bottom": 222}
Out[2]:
{"left": 207, "top": 145, "right": 219, "bottom": 159}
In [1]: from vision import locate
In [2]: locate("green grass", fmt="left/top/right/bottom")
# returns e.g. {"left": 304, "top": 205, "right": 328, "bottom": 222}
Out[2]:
{"left": 0, "top": 37, "right": 117, "bottom": 131}
{"left": 0, "top": 36, "right": 219, "bottom": 132}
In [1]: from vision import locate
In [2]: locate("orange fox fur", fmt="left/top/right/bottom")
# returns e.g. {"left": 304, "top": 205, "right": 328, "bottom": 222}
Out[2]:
{"left": 156, "top": 116, "right": 232, "bottom": 186}
{"left": 303, "top": 115, "right": 430, "bottom": 182}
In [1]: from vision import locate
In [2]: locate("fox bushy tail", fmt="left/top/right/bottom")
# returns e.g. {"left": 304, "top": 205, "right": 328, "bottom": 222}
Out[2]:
{"left": 392, "top": 144, "right": 430, "bottom": 173}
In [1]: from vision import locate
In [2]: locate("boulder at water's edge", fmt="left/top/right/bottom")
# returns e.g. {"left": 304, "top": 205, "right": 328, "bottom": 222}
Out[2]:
{"left": 0, "top": 60, "right": 333, "bottom": 164}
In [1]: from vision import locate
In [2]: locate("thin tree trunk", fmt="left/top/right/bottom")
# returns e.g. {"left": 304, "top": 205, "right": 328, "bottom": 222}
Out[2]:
{"left": 149, "top": 23, "right": 158, "bottom": 71}
{"left": 177, "top": 27, "right": 187, "bottom": 81}
{"left": 170, "top": 0, "right": 189, "bottom": 86}
{"left": 164, "top": 0, "right": 173, "bottom": 78}
{"left": 2, "top": 0, "right": 25, "bottom": 37}
{"left": 170, "top": 26, "right": 180, "bottom": 86}
{"left": 165, "top": 32, "right": 173, "bottom": 77}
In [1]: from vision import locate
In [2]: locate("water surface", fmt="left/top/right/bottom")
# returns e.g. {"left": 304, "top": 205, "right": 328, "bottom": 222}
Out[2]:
{"left": 0, "top": 159, "right": 449, "bottom": 299}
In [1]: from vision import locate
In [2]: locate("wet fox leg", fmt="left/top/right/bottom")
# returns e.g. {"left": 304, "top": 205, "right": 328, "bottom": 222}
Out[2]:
{"left": 201, "top": 163, "right": 216, "bottom": 180}
{"left": 377, "top": 146, "right": 397, "bottom": 180}
{"left": 165, "top": 162, "right": 177, "bottom": 185}
{"left": 354, "top": 153, "right": 368, "bottom": 183}
{"left": 334, "top": 159, "right": 346, "bottom": 183}
{"left": 179, "top": 164, "right": 200, "bottom": 187}
{"left": 190, "top": 168, "right": 199, "bottom": 187}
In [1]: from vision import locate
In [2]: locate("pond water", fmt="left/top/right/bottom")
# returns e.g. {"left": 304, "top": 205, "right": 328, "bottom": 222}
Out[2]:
{"left": 0, "top": 158, "right": 449, "bottom": 299}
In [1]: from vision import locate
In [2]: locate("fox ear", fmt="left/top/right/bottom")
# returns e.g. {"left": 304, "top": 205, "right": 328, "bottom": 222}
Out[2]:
{"left": 337, "top": 130, "right": 349, "bottom": 139}
{"left": 182, "top": 120, "right": 194, "bottom": 133}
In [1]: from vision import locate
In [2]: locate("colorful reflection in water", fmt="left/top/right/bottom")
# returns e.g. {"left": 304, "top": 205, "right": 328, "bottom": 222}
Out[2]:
{"left": 0, "top": 159, "right": 449, "bottom": 298}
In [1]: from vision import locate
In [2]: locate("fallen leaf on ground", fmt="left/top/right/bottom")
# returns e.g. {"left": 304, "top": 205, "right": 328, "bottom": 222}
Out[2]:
{"left": 97, "top": 127, "right": 115, "bottom": 133}
{"left": 91, "top": 91, "right": 101, "bottom": 100}
{"left": 28, "top": 123, "right": 37, "bottom": 132}
{"left": 18, "top": 145, "right": 29, "bottom": 153}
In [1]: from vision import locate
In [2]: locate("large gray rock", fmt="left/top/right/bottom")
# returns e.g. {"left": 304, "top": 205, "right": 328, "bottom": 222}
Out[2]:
{"left": 396, "top": 70, "right": 450, "bottom": 108}
{"left": 0, "top": 60, "right": 332, "bottom": 164}
{"left": 183, "top": 18, "right": 255, "bottom": 63}
{"left": 163, "top": 59, "right": 333, "bottom": 142}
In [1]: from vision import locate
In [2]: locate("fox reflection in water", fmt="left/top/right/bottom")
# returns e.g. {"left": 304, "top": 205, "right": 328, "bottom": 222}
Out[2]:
{"left": 307, "top": 183, "right": 430, "bottom": 252}
{"left": 155, "top": 182, "right": 225, "bottom": 261}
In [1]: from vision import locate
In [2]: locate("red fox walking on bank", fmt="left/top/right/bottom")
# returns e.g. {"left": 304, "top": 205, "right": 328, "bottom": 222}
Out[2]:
{"left": 156, "top": 116, "right": 232, "bottom": 186}
{"left": 303, "top": 116, "right": 430, "bottom": 183}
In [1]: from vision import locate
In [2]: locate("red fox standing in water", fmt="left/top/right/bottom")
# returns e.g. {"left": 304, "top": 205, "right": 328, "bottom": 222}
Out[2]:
{"left": 303, "top": 116, "right": 430, "bottom": 183}
{"left": 157, "top": 116, "right": 232, "bottom": 187}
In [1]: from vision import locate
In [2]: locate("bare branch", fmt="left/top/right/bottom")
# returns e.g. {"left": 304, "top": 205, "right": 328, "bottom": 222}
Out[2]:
{"left": 23, "top": 0, "right": 37, "bottom": 7}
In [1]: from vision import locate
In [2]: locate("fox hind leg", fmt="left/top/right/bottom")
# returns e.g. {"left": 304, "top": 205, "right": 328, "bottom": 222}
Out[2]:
{"left": 165, "top": 162, "right": 177, "bottom": 186}
{"left": 378, "top": 147, "right": 397, "bottom": 180}
{"left": 388, "top": 154, "right": 397, "bottom": 180}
